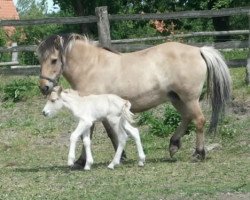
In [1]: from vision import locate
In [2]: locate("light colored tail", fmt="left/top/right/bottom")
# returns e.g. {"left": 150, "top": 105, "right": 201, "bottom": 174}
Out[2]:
{"left": 121, "top": 101, "right": 134, "bottom": 124}
{"left": 200, "top": 46, "right": 232, "bottom": 132}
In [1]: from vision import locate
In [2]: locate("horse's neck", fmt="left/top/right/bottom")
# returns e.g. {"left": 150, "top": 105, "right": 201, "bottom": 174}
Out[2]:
{"left": 63, "top": 41, "right": 98, "bottom": 89}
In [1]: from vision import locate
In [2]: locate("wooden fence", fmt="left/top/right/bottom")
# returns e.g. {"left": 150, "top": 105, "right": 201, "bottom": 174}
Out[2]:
{"left": 0, "top": 6, "right": 250, "bottom": 83}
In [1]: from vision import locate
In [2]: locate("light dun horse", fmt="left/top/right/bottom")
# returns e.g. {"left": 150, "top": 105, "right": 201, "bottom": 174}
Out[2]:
{"left": 38, "top": 33, "right": 231, "bottom": 167}
{"left": 42, "top": 86, "right": 145, "bottom": 170}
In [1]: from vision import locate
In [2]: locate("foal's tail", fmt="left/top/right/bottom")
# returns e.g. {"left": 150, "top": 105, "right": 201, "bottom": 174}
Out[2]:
{"left": 121, "top": 100, "right": 134, "bottom": 124}
{"left": 200, "top": 46, "right": 232, "bottom": 133}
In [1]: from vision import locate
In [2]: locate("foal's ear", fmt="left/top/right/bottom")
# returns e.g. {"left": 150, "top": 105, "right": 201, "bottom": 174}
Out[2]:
{"left": 53, "top": 86, "right": 63, "bottom": 95}
{"left": 54, "top": 35, "right": 64, "bottom": 50}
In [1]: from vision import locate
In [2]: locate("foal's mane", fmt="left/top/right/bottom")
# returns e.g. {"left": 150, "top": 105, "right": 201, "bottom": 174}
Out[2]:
{"left": 37, "top": 33, "right": 119, "bottom": 61}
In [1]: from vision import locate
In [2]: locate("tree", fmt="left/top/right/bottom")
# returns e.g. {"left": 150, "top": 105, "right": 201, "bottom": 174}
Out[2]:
{"left": 12, "top": 0, "right": 63, "bottom": 65}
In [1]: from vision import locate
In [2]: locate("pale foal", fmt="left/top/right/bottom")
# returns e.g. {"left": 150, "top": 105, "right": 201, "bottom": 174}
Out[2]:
{"left": 42, "top": 86, "right": 145, "bottom": 170}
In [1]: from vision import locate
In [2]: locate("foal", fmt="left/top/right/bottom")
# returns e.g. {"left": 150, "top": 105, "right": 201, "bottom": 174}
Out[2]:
{"left": 42, "top": 86, "right": 145, "bottom": 170}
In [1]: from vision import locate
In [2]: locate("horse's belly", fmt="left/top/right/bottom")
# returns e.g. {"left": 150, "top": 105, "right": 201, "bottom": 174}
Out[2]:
{"left": 128, "top": 91, "right": 168, "bottom": 113}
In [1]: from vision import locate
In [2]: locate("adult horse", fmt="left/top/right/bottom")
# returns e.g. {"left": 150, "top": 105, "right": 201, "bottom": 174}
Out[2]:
{"left": 38, "top": 33, "right": 231, "bottom": 167}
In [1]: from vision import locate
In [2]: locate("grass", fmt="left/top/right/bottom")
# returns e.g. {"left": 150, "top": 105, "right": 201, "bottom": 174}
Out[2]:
{"left": 0, "top": 67, "right": 250, "bottom": 199}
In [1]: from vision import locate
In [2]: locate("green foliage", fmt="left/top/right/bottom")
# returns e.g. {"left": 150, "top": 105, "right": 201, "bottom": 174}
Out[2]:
{"left": 137, "top": 105, "right": 195, "bottom": 138}
{"left": 0, "top": 28, "right": 8, "bottom": 46}
{"left": 2, "top": 78, "right": 39, "bottom": 102}
{"left": 219, "top": 118, "right": 236, "bottom": 138}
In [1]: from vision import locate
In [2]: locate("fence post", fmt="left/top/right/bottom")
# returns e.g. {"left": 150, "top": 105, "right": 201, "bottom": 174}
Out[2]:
{"left": 246, "top": 12, "right": 250, "bottom": 85}
{"left": 11, "top": 42, "right": 18, "bottom": 64}
{"left": 95, "top": 6, "right": 111, "bottom": 48}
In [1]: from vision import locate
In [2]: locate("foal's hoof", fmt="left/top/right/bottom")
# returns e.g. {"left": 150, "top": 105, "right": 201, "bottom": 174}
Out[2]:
{"left": 169, "top": 138, "right": 181, "bottom": 158}
{"left": 192, "top": 148, "right": 206, "bottom": 162}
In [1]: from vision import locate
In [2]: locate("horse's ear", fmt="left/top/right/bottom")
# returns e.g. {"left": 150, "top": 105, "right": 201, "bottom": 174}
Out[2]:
{"left": 54, "top": 35, "right": 64, "bottom": 50}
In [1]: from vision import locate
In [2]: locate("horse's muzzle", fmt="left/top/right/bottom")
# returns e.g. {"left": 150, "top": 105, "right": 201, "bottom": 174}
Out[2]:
{"left": 39, "top": 85, "right": 50, "bottom": 95}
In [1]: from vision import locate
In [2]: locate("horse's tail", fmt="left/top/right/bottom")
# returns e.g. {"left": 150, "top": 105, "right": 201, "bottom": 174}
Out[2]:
{"left": 121, "top": 100, "right": 134, "bottom": 124}
{"left": 200, "top": 46, "right": 232, "bottom": 133}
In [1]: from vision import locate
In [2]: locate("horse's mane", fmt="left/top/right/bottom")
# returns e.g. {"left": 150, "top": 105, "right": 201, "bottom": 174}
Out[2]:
{"left": 37, "top": 33, "right": 119, "bottom": 61}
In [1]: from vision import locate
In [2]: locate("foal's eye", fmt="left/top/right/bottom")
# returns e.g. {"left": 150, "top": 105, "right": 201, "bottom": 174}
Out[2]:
{"left": 51, "top": 59, "right": 57, "bottom": 65}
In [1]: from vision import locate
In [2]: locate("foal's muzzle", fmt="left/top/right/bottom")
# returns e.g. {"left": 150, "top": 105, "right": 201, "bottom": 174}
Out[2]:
{"left": 42, "top": 110, "right": 49, "bottom": 117}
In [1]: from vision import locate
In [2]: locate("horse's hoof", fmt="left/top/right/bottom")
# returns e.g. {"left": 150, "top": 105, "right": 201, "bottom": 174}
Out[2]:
{"left": 169, "top": 145, "right": 179, "bottom": 158}
{"left": 70, "top": 159, "right": 86, "bottom": 170}
{"left": 192, "top": 148, "right": 206, "bottom": 162}
{"left": 169, "top": 138, "right": 181, "bottom": 158}
{"left": 120, "top": 152, "right": 127, "bottom": 163}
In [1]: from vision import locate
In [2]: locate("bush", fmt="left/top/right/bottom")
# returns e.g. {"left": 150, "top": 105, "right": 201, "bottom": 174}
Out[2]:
{"left": 137, "top": 105, "right": 195, "bottom": 137}
{"left": 2, "top": 78, "right": 39, "bottom": 102}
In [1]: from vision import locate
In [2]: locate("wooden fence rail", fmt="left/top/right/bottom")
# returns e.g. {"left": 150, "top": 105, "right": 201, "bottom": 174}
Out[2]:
{"left": 1, "top": 7, "right": 249, "bottom": 27}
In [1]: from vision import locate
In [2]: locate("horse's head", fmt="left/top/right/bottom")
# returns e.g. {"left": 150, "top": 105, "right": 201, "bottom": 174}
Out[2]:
{"left": 38, "top": 35, "right": 65, "bottom": 95}
{"left": 42, "top": 86, "right": 63, "bottom": 117}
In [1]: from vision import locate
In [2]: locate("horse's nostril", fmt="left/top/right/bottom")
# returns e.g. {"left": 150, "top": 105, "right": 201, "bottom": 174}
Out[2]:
{"left": 40, "top": 86, "right": 50, "bottom": 95}
{"left": 45, "top": 86, "right": 49, "bottom": 91}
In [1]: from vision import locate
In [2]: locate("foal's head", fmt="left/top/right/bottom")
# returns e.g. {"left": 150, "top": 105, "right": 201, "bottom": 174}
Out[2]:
{"left": 42, "top": 86, "right": 63, "bottom": 117}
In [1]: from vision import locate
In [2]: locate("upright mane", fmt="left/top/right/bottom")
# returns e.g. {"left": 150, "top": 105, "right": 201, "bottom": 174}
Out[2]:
{"left": 37, "top": 33, "right": 89, "bottom": 61}
{"left": 37, "top": 33, "right": 119, "bottom": 61}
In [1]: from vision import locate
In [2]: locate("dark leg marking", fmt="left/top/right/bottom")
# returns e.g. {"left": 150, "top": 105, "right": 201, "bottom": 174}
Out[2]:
{"left": 169, "top": 137, "right": 181, "bottom": 158}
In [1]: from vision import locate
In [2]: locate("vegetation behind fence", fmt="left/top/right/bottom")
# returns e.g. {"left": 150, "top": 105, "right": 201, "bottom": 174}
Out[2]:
{"left": 0, "top": 6, "right": 249, "bottom": 81}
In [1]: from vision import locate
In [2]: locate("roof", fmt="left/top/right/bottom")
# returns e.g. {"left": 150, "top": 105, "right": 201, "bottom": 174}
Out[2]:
{"left": 0, "top": 0, "right": 19, "bottom": 20}
{"left": 0, "top": 0, "right": 19, "bottom": 36}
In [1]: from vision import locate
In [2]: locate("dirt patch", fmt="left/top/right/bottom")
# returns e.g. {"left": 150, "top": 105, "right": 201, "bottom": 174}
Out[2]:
{"left": 217, "top": 192, "right": 250, "bottom": 200}
{"left": 230, "top": 100, "right": 250, "bottom": 117}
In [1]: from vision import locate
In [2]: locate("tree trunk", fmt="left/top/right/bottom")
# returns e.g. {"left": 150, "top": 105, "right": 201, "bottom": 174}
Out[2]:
{"left": 212, "top": 17, "right": 230, "bottom": 42}
{"left": 73, "top": 0, "right": 91, "bottom": 34}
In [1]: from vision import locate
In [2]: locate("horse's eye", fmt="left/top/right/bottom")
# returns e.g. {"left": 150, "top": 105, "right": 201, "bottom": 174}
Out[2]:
{"left": 51, "top": 59, "right": 57, "bottom": 65}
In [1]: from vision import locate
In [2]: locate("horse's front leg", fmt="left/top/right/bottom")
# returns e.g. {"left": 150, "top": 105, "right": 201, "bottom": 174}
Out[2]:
{"left": 102, "top": 119, "right": 127, "bottom": 161}
{"left": 73, "top": 124, "right": 95, "bottom": 169}
{"left": 68, "top": 120, "right": 89, "bottom": 167}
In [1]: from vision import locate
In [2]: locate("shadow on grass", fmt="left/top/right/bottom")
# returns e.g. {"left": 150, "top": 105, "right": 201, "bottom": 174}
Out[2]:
{"left": 11, "top": 157, "right": 177, "bottom": 173}
{"left": 13, "top": 165, "right": 71, "bottom": 173}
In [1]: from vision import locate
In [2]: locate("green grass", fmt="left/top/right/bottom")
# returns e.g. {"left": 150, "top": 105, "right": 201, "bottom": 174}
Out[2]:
{"left": 0, "top": 68, "right": 250, "bottom": 199}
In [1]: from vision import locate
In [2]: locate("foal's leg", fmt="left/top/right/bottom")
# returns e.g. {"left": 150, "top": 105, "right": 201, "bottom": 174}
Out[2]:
{"left": 123, "top": 121, "right": 146, "bottom": 166}
{"left": 68, "top": 120, "right": 90, "bottom": 167}
{"left": 73, "top": 124, "right": 95, "bottom": 168}
{"left": 108, "top": 127, "right": 128, "bottom": 169}
{"left": 103, "top": 119, "right": 127, "bottom": 161}
{"left": 82, "top": 128, "right": 94, "bottom": 170}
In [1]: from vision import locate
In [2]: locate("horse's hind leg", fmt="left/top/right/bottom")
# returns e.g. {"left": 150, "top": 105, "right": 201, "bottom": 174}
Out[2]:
{"left": 169, "top": 99, "right": 206, "bottom": 160}
{"left": 169, "top": 99, "right": 191, "bottom": 158}
{"left": 191, "top": 102, "right": 206, "bottom": 160}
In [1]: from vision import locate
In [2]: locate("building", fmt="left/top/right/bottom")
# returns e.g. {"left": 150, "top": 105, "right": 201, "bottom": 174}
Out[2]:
{"left": 0, "top": 0, "right": 19, "bottom": 36}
